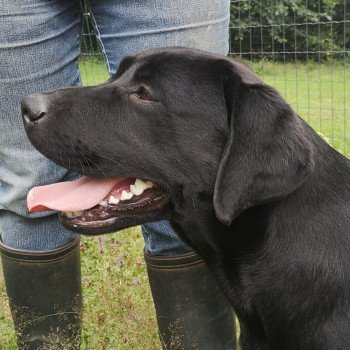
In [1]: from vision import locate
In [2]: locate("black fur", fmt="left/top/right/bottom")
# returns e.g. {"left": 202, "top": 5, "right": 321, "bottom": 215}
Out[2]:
{"left": 23, "top": 47, "right": 350, "bottom": 350}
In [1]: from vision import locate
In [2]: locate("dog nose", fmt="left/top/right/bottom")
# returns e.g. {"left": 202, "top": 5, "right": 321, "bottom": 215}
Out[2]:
{"left": 21, "top": 93, "right": 48, "bottom": 124}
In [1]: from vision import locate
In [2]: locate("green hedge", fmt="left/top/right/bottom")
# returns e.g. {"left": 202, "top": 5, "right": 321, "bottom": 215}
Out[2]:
{"left": 230, "top": 0, "right": 349, "bottom": 60}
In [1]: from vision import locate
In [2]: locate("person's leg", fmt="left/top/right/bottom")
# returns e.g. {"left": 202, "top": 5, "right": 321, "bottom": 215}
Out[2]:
{"left": 89, "top": 1, "right": 236, "bottom": 348}
{"left": 0, "top": 1, "right": 83, "bottom": 348}
{"left": 89, "top": 0, "right": 229, "bottom": 73}
{"left": 89, "top": 0, "right": 230, "bottom": 255}
{"left": 0, "top": 0, "right": 80, "bottom": 251}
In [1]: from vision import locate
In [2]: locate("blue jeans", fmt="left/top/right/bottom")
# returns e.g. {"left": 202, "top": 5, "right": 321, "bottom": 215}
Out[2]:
{"left": 0, "top": 0, "right": 230, "bottom": 253}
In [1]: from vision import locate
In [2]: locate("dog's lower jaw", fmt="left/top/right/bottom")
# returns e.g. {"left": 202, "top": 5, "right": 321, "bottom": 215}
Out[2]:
{"left": 59, "top": 202, "right": 172, "bottom": 235}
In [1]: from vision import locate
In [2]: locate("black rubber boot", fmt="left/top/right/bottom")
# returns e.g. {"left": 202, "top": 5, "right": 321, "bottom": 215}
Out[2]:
{"left": 0, "top": 236, "right": 82, "bottom": 350}
{"left": 144, "top": 251, "right": 237, "bottom": 350}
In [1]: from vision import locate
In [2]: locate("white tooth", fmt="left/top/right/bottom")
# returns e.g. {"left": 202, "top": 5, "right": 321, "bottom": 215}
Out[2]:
{"left": 130, "top": 184, "right": 144, "bottom": 196}
{"left": 130, "top": 179, "right": 156, "bottom": 196}
{"left": 108, "top": 195, "right": 120, "bottom": 205}
{"left": 99, "top": 200, "right": 108, "bottom": 207}
{"left": 135, "top": 178, "right": 155, "bottom": 189}
{"left": 120, "top": 190, "right": 133, "bottom": 201}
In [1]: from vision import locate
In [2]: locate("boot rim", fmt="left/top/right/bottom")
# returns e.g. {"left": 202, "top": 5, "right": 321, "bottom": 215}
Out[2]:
{"left": 0, "top": 235, "right": 80, "bottom": 262}
{"left": 144, "top": 249, "right": 205, "bottom": 269}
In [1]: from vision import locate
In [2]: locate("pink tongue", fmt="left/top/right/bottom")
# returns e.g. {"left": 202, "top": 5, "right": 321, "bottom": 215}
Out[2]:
{"left": 27, "top": 176, "right": 125, "bottom": 212}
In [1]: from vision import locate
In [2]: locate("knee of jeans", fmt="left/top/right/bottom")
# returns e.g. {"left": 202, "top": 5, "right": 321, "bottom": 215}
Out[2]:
{"left": 0, "top": 157, "right": 69, "bottom": 219}
{"left": 1, "top": 184, "right": 50, "bottom": 219}
{"left": 0, "top": 211, "right": 78, "bottom": 251}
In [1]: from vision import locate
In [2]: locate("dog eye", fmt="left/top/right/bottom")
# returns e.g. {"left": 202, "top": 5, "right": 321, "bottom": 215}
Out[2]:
{"left": 135, "top": 86, "right": 157, "bottom": 102}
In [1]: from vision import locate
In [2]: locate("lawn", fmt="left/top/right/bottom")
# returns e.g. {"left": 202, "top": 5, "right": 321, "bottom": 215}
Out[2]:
{"left": 250, "top": 59, "right": 350, "bottom": 157}
{"left": 79, "top": 56, "right": 350, "bottom": 156}
{"left": 0, "top": 56, "right": 348, "bottom": 349}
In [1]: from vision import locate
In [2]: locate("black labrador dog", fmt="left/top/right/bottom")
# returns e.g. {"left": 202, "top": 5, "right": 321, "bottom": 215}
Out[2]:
{"left": 22, "top": 47, "right": 350, "bottom": 350}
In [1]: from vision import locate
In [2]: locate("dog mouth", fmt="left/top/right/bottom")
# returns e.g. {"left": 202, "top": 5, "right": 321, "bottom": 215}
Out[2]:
{"left": 27, "top": 177, "right": 170, "bottom": 234}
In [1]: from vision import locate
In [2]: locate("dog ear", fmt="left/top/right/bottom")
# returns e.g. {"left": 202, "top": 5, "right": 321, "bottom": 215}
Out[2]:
{"left": 213, "top": 59, "right": 314, "bottom": 225}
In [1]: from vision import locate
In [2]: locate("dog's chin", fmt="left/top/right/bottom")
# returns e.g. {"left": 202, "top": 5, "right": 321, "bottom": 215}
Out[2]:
{"left": 58, "top": 186, "right": 171, "bottom": 235}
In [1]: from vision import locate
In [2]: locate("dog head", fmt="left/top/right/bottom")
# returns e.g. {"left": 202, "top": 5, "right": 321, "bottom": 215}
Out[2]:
{"left": 22, "top": 47, "right": 314, "bottom": 234}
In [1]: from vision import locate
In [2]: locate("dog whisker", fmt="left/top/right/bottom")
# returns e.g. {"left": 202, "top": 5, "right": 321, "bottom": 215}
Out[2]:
{"left": 58, "top": 147, "right": 66, "bottom": 168}
{"left": 81, "top": 154, "right": 105, "bottom": 177}
{"left": 93, "top": 153, "right": 130, "bottom": 173}
{"left": 77, "top": 157, "right": 86, "bottom": 174}
{"left": 91, "top": 161, "right": 108, "bottom": 178}
{"left": 76, "top": 149, "right": 91, "bottom": 174}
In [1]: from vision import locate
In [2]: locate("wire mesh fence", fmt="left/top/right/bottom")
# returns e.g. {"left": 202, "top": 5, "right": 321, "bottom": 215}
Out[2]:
{"left": 79, "top": 0, "right": 349, "bottom": 156}
{"left": 79, "top": 0, "right": 109, "bottom": 84}
{"left": 229, "top": 0, "right": 349, "bottom": 157}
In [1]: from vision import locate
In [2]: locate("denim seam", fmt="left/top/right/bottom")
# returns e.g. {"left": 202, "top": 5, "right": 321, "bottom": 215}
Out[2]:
{"left": 0, "top": 18, "right": 80, "bottom": 49}
{"left": 99, "top": 15, "right": 230, "bottom": 40}
{"left": 142, "top": 225, "right": 154, "bottom": 255}
{"left": 0, "top": 54, "right": 80, "bottom": 83}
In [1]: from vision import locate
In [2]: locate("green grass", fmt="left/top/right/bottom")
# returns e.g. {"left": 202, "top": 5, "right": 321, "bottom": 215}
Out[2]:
{"left": 0, "top": 57, "right": 348, "bottom": 349}
{"left": 79, "top": 56, "right": 350, "bottom": 157}
{"left": 79, "top": 56, "right": 110, "bottom": 86}
{"left": 250, "top": 60, "right": 350, "bottom": 157}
